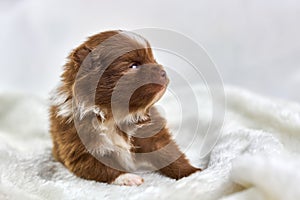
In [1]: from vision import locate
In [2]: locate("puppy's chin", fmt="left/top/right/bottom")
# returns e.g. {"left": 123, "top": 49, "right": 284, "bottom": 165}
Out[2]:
{"left": 148, "top": 77, "right": 169, "bottom": 102}
{"left": 150, "top": 83, "right": 168, "bottom": 102}
{"left": 128, "top": 83, "right": 168, "bottom": 113}
{"left": 149, "top": 85, "right": 167, "bottom": 107}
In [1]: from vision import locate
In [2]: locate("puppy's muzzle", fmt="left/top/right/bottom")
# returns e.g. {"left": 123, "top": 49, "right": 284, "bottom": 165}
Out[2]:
{"left": 147, "top": 64, "right": 169, "bottom": 86}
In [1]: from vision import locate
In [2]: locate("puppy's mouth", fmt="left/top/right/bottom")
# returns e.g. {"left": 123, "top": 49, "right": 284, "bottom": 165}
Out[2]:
{"left": 155, "top": 81, "right": 169, "bottom": 92}
{"left": 147, "top": 69, "right": 169, "bottom": 101}
{"left": 148, "top": 76, "right": 169, "bottom": 93}
{"left": 152, "top": 69, "right": 169, "bottom": 90}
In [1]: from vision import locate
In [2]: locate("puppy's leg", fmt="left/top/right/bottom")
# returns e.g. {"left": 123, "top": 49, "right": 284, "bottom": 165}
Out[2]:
{"left": 156, "top": 140, "right": 201, "bottom": 179}
{"left": 64, "top": 153, "right": 143, "bottom": 186}
{"left": 133, "top": 128, "right": 201, "bottom": 179}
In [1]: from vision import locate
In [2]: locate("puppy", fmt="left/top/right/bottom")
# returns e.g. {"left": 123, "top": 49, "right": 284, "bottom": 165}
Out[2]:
{"left": 49, "top": 30, "right": 200, "bottom": 186}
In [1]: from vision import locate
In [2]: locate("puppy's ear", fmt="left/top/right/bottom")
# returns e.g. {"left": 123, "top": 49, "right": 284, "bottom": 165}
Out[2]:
{"left": 71, "top": 46, "right": 100, "bottom": 119}
{"left": 72, "top": 45, "right": 92, "bottom": 65}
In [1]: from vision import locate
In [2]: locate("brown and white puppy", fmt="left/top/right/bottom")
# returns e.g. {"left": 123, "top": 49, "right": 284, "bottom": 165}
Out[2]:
{"left": 49, "top": 30, "right": 200, "bottom": 186}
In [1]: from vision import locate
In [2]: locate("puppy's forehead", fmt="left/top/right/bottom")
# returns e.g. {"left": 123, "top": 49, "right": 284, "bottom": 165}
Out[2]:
{"left": 88, "top": 30, "right": 154, "bottom": 64}
{"left": 115, "top": 31, "right": 154, "bottom": 62}
{"left": 118, "top": 30, "right": 149, "bottom": 48}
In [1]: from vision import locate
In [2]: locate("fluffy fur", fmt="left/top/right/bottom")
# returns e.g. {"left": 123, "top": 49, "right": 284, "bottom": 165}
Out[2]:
{"left": 49, "top": 30, "right": 200, "bottom": 185}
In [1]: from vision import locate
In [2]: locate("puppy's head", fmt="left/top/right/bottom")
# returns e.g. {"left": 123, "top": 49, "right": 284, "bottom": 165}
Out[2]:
{"left": 63, "top": 30, "right": 168, "bottom": 122}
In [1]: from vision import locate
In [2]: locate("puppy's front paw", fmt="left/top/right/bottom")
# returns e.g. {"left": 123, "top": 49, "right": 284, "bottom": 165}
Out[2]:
{"left": 112, "top": 173, "right": 144, "bottom": 186}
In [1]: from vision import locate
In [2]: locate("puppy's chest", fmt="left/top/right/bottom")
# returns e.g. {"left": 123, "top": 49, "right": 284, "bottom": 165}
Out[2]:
{"left": 92, "top": 121, "right": 143, "bottom": 171}
{"left": 90, "top": 109, "right": 163, "bottom": 159}
{"left": 96, "top": 118, "right": 152, "bottom": 153}
{"left": 96, "top": 121, "right": 134, "bottom": 154}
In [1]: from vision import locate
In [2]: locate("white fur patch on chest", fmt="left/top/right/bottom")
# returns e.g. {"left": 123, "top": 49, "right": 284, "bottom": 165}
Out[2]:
{"left": 92, "top": 120, "right": 136, "bottom": 171}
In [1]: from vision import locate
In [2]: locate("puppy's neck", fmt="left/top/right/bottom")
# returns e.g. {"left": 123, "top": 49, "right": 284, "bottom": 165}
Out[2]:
{"left": 111, "top": 109, "right": 150, "bottom": 126}
{"left": 124, "top": 111, "right": 150, "bottom": 125}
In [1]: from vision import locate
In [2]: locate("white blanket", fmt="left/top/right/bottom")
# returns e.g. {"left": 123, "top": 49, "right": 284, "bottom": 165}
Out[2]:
{"left": 0, "top": 86, "right": 300, "bottom": 200}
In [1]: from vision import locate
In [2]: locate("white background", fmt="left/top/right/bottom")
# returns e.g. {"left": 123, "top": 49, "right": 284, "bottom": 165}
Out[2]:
{"left": 0, "top": 0, "right": 299, "bottom": 101}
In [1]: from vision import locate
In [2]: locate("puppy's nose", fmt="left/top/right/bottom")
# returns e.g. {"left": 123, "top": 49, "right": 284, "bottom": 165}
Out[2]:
{"left": 161, "top": 70, "right": 166, "bottom": 78}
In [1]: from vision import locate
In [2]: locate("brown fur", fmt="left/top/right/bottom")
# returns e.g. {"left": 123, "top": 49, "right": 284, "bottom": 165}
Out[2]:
{"left": 49, "top": 30, "right": 200, "bottom": 184}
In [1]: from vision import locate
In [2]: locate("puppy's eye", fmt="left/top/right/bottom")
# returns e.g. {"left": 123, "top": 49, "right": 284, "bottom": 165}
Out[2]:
{"left": 129, "top": 63, "right": 140, "bottom": 69}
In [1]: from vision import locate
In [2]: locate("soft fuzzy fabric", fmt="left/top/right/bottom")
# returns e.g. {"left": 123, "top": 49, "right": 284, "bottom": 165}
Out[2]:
{"left": 0, "top": 86, "right": 300, "bottom": 200}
